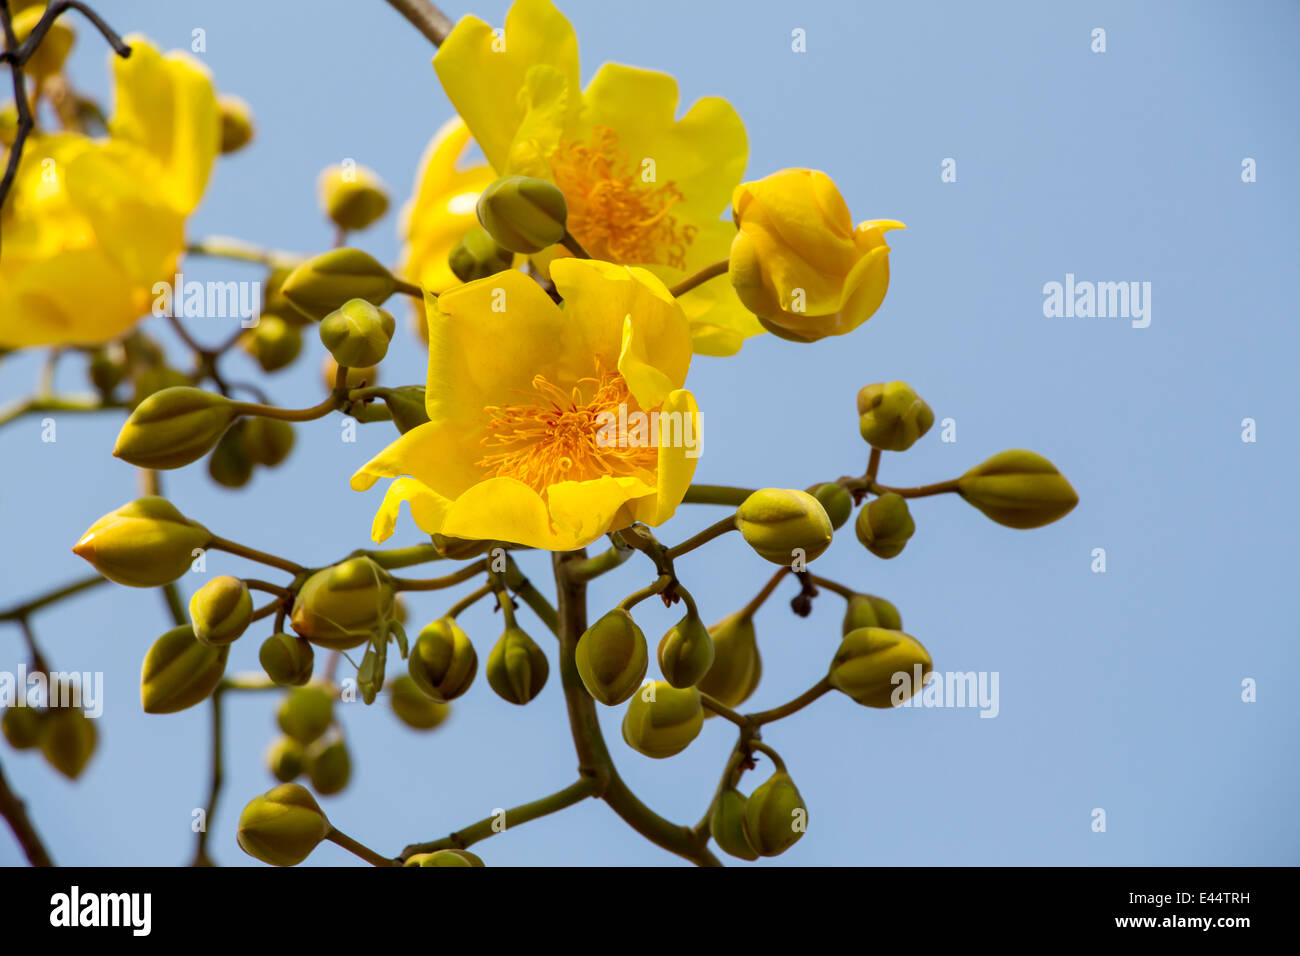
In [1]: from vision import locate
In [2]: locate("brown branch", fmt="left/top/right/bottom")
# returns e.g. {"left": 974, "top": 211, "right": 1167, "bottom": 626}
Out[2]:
{"left": 0, "top": 757, "right": 53, "bottom": 866}
{"left": 383, "top": 0, "right": 453, "bottom": 47}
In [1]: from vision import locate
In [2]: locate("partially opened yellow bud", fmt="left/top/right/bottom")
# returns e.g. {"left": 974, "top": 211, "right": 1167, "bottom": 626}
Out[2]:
{"left": 217, "top": 94, "right": 255, "bottom": 153}
{"left": 241, "top": 315, "right": 302, "bottom": 373}
{"left": 277, "top": 686, "right": 334, "bottom": 745}
{"left": 390, "top": 675, "right": 451, "bottom": 730}
{"left": 697, "top": 612, "right": 761, "bottom": 711}
{"left": 290, "top": 557, "right": 395, "bottom": 650}
{"left": 190, "top": 575, "right": 252, "bottom": 646}
{"left": 743, "top": 770, "right": 807, "bottom": 857}
{"left": 842, "top": 593, "right": 902, "bottom": 634}
{"left": 38, "top": 708, "right": 96, "bottom": 780}
{"left": 113, "top": 387, "right": 238, "bottom": 470}
{"left": 259, "top": 632, "right": 315, "bottom": 686}
{"left": 406, "top": 849, "right": 485, "bottom": 867}
{"left": 828, "top": 627, "right": 931, "bottom": 708}
{"left": 575, "top": 609, "right": 648, "bottom": 706}
{"left": 735, "top": 489, "right": 833, "bottom": 565}
{"left": 236, "top": 783, "right": 331, "bottom": 867}
{"left": 319, "top": 298, "right": 396, "bottom": 368}
{"left": 13, "top": 8, "right": 74, "bottom": 80}
{"left": 73, "top": 497, "right": 211, "bottom": 588}
{"left": 408, "top": 618, "right": 477, "bottom": 702}
{"left": 318, "top": 163, "right": 389, "bottom": 232}
{"left": 856, "top": 381, "right": 934, "bottom": 452}
{"left": 281, "top": 248, "right": 396, "bottom": 321}
{"left": 957, "top": 450, "right": 1079, "bottom": 529}
{"left": 854, "top": 493, "right": 915, "bottom": 559}
{"left": 266, "top": 736, "right": 305, "bottom": 783}
{"left": 657, "top": 614, "right": 715, "bottom": 690}
{"left": 621, "top": 682, "right": 703, "bottom": 759}
{"left": 476, "top": 175, "right": 567, "bottom": 254}
{"left": 306, "top": 738, "right": 351, "bottom": 796}
{"left": 486, "top": 625, "right": 549, "bottom": 705}
{"left": 141, "top": 625, "right": 229, "bottom": 714}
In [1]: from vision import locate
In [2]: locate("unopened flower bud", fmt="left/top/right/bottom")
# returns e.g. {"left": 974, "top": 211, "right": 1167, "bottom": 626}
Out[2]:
{"left": 744, "top": 770, "right": 807, "bottom": 857}
{"left": 829, "top": 627, "right": 932, "bottom": 708}
{"left": 448, "top": 226, "right": 515, "bottom": 283}
{"left": 266, "top": 736, "right": 305, "bottom": 783}
{"left": 13, "top": 8, "right": 74, "bottom": 80}
{"left": 957, "top": 450, "right": 1078, "bottom": 529}
{"left": 281, "top": 248, "right": 396, "bottom": 321}
{"left": 241, "top": 315, "right": 302, "bottom": 372}
{"left": 408, "top": 618, "right": 477, "bottom": 702}
{"left": 73, "top": 497, "right": 211, "bottom": 588}
{"left": 710, "top": 787, "right": 759, "bottom": 861}
{"left": 190, "top": 575, "right": 252, "bottom": 646}
{"left": 621, "top": 682, "right": 703, "bottom": 759}
{"left": 237, "top": 417, "right": 295, "bottom": 467}
{"left": 476, "top": 176, "right": 568, "bottom": 254}
{"left": 87, "top": 345, "right": 127, "bottom": 396}
{"left": 697, "top": 612, "right": 761, "bottom": 711}
{"left": 657, "top": 613, "right": 715, "bottom": 690}
{"left": 218, "top": 94, "right": 255, "bottom": 153}
{"left": 374, "top": 386, "right": 430, "bottom": 434}
{"left": 855, "top": 493, "right": 914, "bottom": 559}
{"left": 405, "top": 849, "right": 485, "bottom": 867}
{"left": 318, "top": 163, "right": 389, "bottom": 232}
{"left": 113, "top": 386, "right": 238, "bottom": 469}
{"left": 207, "top": 425, "right": 253, "bottom": 488}
{"left": 306, "top": 737, "right": 351, "bottom": 796}
{"left": 38, "top": 707, "right": 96, "bottom": 780}
{"left": 259, "top": 632, "right": 315, "bottom": 686}
{"left": 290, "top": 557, "right": 395, "bottom": 651}
{"left": 236, "top": 783, "right": 331, "bottom": 867}
{"left": 575, "top": 609, "right": 648, "bottom": 706}
{"left": 841, "top": 593, "right": 902, "bottom": 634}
{"left": 856, "top": 381, "right": 934, "bottom": 452}
{"left": 1, "top": 707, "right": 43, "bottom": 750}
{"left": 390, "top": 675, "right": 451, "bottom": 730}
{"left": 277, "top": 686, "right": 333, "bottom": 745}
{"left": 807, "top": 482, "right": 853, "bottom": 530}
{"left": 141, "top": 625, "right": 229, "bottom": 714}
{"left": 322, "top": 356, "right": 378, "bottom": 391}
{"left": 735, "top": 488, "right": 833, "bottom": 565}
{"left": 319, "top": 298, "right": 396, "bottom": 368}
{"left": 486, "top": 625, "right": 549, "bottom": 705}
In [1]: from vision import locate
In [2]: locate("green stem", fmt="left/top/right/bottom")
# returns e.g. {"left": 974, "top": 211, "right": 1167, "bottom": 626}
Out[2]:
{"left": 446, "top": 582, "right": 493, "bottom": 619}
{"left": 748, "top": 677, "right": 834, "bottom": 726}
{"left": 0, "top": 394, "right": 126, "bottom": 431}
{"left": 560, "top": 231, "right": 591, "bottom": 259}
{"left": 681, "top": 484, "right": 754, "bottom": 507}
{"left": 807, "top": 575, "right": 856, "bottom": 600}
{"left": 391, "top": 560, "right": 487, "bottom": 592}
{"left": 668, "top": 258, "right": 728, "bottom": 298}
{"left": 185, "top": 235, "right": 304, "bottom": 270}
{"left": 617, "top": 574, "right": 673, "bottom": 612}
{"left": 232, "top": 392, "right": 341, "bottom": 423}
{"left": 867, "top": 478, "right": 960, "bottom": 499}
{"left": 161, "top": 581, "right": 187, "bottom": 627}
{"left": 567, "top": 539, "right": 634, "bottom": 582}
{"left": 699, "top": 694, "right": 746, "bottom": 727}
{"left": 326, "top": 828, "right": 398, "bottom": 867}
{"left": 190, "top": 688, "right": 224, "bottom": 866}
{"left": 355, "top": 543, "right": 444, "bottom": 570}
{"left": 0, "top": 574, "right": 106, "bottom": 620}
{"left": 739, "top": 568, "right": 790, "bottom": 619}
{"left": 666, "top": 515, "right": 737, "bottom": 560}
{"left": 208, "top": 536, "right": 305, "bottom": 575}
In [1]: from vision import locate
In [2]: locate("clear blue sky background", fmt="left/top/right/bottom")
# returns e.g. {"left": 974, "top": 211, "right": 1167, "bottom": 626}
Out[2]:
{"left": 2, "top": 0, "right": 1296, "bottom": 866}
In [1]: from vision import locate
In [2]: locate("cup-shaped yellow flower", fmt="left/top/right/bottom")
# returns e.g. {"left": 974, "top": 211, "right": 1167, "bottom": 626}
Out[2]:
{"left": 350, "top": 259, "right": 700, "bottom": 551}
{"left": 432, "top": 0, "right": 760, "bottom": 356}
{"left": 729, "top": 168, "right": 904, "bottom": 343}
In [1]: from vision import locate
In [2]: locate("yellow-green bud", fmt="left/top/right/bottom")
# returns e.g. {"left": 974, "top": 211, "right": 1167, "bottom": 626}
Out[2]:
{"left": 236, "top": 783, "right": 331, "bottom": 867}
{"left": 261, "top": 267, "right": 307, "bottom": 325}
{"left": 190, "top": 575, "right": 253, "bottom": 646}
{"left": 237, "top": 417, "right": 295, "bottom": 467}
{"left": 131, "top": 366, "right": 191, "bottom": 407}
{"left": 829, "top": 627, "right": 932, "bottom": 708}
{"left": 448, "top": 226, "right": 515, "bottom": 283}
{"left": 87, "top": 345, "right": 127, "bottom": 396}
{"left": 405, "top": 849, "right": 485, "bottom": 867}
{"left": 207, "top": 425, "right": 253, "bottom": 488}
{"left": 743, "top": 770, "right": 807, "bottom": 857}
{"left": 476, "top": 175, "right": 568, "bottom": 254}
{"left": 319, "top": 298, "right": 396, "bottom": 368}
{"left": 807, "top": 482, "right": 853, "bottom": 530}
{"left": 217, "top": 94, "right": 255, "bottom": 153}
{"left": 379, "top": 386, "right": 431, "bottom": 434}
{"left": 281, "top": 248, "right": 396, "bottom": 321}
{"left": 486, "top": 625, "right": 549, "bottom": 705}
{"left": 306, "top": 738, "right": 351, "bottom": 796}
{"left": 38, "top": 708, "right": 96, "bottom": 780}
{"left": 390, "top": 675, "right": 451, "bottom": 730}
{"left": 697, "top": 612, "right": 762, "bottom": 711}
{"left": 1, "top": 707, "right": 43, "bottom": 750}
{"left": 141, "top": 625, "right": 229, "bottom": 714}
{"left": 710, "top": 787, "right": 759, "bottom": 861}
{"left": 241, "top": 314, "right": 302, "bottom": 372}
{"left": 842, "top": 593, "right": 902, "bottom": 634}
{"left": 290, "top": 557, "right": 395, "bottom": 651}
{"left": 13, "top": 8, "right": 74, "bottom": 80}
{"left": 854, "top": 493, "right": 915, "bottom": 559}
{"left": 113, "top": 386, "right": 238, "bottom": 470}
{"left": 657, "top": 614, "right": 715, "bottom": 690}
{"left": 956, "top": 450, "right": 1079, "bottom": 529}
{"left": 621, "top": 682, "right": 703, "bottom": 759}
{"left": 73, "top": 497, "right": 211, "bottom": 588}
{"left": 266, "top": 736, "right": 305, "bottom": 783}
{"left": 318, "top": 163, "right": 390, "bottom": 232}
{"left": 856, "top": 381, "right": 934, "bottom": 452}
{"left": 735, "top": 488, "right": 833, "bottom": 565}
{"left": 408, "top": 618, "right": 477, "bottom": 702}
{"left": 259, "top": 632, "right": 315, "bottom": 686}
{"left": 575, "top": 609, "right": 648, "bottom": 706}
{"left": 277, "top": 686, "right": 334, "bottom": 745}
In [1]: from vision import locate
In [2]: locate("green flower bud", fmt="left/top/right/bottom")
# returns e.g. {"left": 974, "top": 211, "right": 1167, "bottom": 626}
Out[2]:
{"left": 735, "top": 488, "right": 833, "bottom": 566}
{"left": 807, "top": 482, "right": 853, "bottom": 530}
{"left": 141, "top": 625, "right": 229, "bottom": 714}
{"left": 290, "top": 557, "right": 395, "bottom": 651}
{"left": 486, "top": 625, "right": 549, "bottom": 705}
{"left": 236, "top": 783, "right": 331, "bottom": 867}
{"left": 1, "top": 707, "right": 43, "bottom": 750}
{"left": 130, "top": 366, "right": 191, "bottom": 408}
{"left": 476, "top": 175, "right": 568, "bottom": 254}
{"left": 709, "top": 788, "right": 759, "bottom": 861}
{"left": 207, "top": 425, "right": 254, "bottom": 488}
{"left": 575, "top": 609, "right": 648, "bottom": 706}
{"left": 854, "top": 493, "right": 915, "bottom": 559}
{"left": 190, "top": 575, "right": 253, "bottom": 646}
{"left": 829, "top": 627, "right": 932, "bottom": 708}
{"left": 856, "top": 381, "right": 934, "bottom": 452}
{"left": 390, "top": 675, "right": 451, "bottom": 730}
{"left": 266, "top": 736, "right": 305, "bottom": 783}
{"left": 277, "top": 686, "right": 334, "bottom": 745}
{"left": 696, "top": 612, "right": 762, "bottom": 711}
{"left": 73, "top": 497, "right": 211, "bottom": 588}
{"left": 261, "top": 267, "right": 309, "bottom": 326}
{"left": 408, "top": 618, "right": 477, "bottom": 702}
{"left": 318, "top": 164, "right": 390, "bottom": 232}
{"left": 241, "top": 314, "right": 302, "bottom": 372}
{"left": 621, "top": 682, "right": 703, "bottom": 759}
{"left": 306, "top": 738, "right": 351, "bottom": 796}
{"left": 379, "top": 386, "right": 431, "bottom": 434}
{"left": 657, "top": 613, "right": 715, "bottom": 690}
{"left": 319, "top": 298, "right": 396, "bottom": 368}
{"left": 38, "top": 708, "right": 97, "bottom": 780}
{"left": 237, "top": 416, "right": 295, "bottom": 467}
{"left": 744, "top": 770, "right": 807, "bottom": 857}
{"left": 218, "top": 94, "right": 255, "bottom": 153}
{"left": 448, "top": 226, "right": 515, "bottom": 282}
{"left": 281, "top": 248, "right": 397, "bottom": 321}
{"left": 87, "top": 345, "right": 126, "bottom": 396}
{"left": 112, "top": 386, "right": 238, "bottom": 470}
{"left": 841, "top": 593, "right": 902, "bottom": 634}
{"left": 405, "top": 849, "right": 485, "bottom": 867}
{"left": 957, "top": 450, "right": 1079, "bottom": 529}
{"left": 259, "top": 632, "right": 315, "bottom": 686}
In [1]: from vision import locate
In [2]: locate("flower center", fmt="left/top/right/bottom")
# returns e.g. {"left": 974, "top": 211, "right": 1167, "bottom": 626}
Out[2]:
{"left": 550, "top": 126, "right": 695, "bottom": 269}
{"left": 477, "top": 366, "right": 658, "bottom": 493}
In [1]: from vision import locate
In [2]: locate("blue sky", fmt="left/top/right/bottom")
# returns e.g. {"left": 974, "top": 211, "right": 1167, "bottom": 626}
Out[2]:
{"left": 1, "top": 0, "right": 1296, "bottom": 866}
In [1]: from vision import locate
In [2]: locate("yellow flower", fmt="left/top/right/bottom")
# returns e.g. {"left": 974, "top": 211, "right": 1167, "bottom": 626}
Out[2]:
{"left": 0, "top": 37, "right": 217, "bottom": 348}
{"left": 433, "top": 0, "right": 760, "bottom": 356}
{"left": 350, "top": 259, "right": 700, "bottom": 551}
{"left": 729, "top": 168, "right": 904, "bottom": 343}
